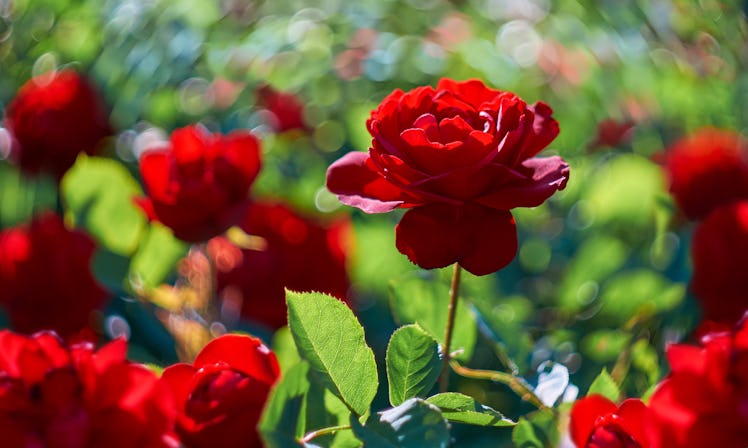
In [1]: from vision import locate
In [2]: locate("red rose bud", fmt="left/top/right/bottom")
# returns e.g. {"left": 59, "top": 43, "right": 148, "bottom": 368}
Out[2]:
{"left": 664, "top": 128, "right": 748, "bottom": 220}
{"left": 4, "top": 69, "right": 113, "bottom": 179}
{"left": 136, "top": 125, "right": 262, "bottom": 242}
{"left": 161, "top": 334, "right": 280, "bottom": 448}
{"left": 210, "top": 200, "right": 351, "bottom": 329}
{"left": 0, "top": 213, "right": 108, "bottom": 338}
{"left": 0, "top": 330, "right": 176, "bottom": 447}
{"left": 326, "top": 78, "right": 569, "bottom": 275}
{"left": 255, "top": 84, "right": 307, "bottom": 132}
{"left": 691, "top": 201, "right": 748, "bottom": 323}
{"left": 646, "top": 314, "right": 748, "bottom": 447}
{"left": 570, "top": 395, "right": 649, "bottom": 448}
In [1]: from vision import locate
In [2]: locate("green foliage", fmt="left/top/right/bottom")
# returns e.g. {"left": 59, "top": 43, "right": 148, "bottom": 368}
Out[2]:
{"left": 286, "top": 290, "right": 378, "bottom": 416}
{"left": 587, "top": 368, "right": 621, "bottom": 402}
{"left": 0, "top": 164, "right": 57, "bottom": 228}
{"left": 61, "top": 155, "right": 146, "bottom": 255}
{"left": 389, "top": 274, "right": 476, "bottom": 361}
{"left": 511, "top": 411, "right": 558, "bottom": 448}
{"left": 350, "top": 398, "right": 449, "bottom": 448}
{"left": 426, "top": 393, "right": 515, "bottom": 427}
{"left": 386, "top": 324, "right": 441, "bottom": 406}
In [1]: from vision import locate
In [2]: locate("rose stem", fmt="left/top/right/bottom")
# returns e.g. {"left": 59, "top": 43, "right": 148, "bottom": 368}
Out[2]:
{"left": 200, "top": 242, "right": 218, "bottom": 323}
{"left": 300, "top": 425, "right": 352, "bottom": 444}
{"left": 449, "top": 360, "right": 548, "bottom": 410}
{"left": 439, "top": 262, "right": 462, "bottom": 393}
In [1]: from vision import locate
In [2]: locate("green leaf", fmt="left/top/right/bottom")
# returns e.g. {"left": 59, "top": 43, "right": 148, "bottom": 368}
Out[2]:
{"left": 272, "top": 326, "right": 302, "bottom": 373}
{"left": 386, "top": 324, "right": 441, "bottom": 406}
{"left": 351, "top": 398, "right": 449, "bottom": 448}
{"left": 61, "top": 155, "right": 146, "bottom": 255}
{"left": 389, "top": 274, "right": 476, "bottom": 361}
{"left": 599, "top": 269, "right": 686, "bottom": 322}
{"left": 129, "top": 222, "right": 188, "bottom": 288}
{"left": 259, "top": 360, "right": 356, "bottom": 448}
{"left": 286, "top": 290, "right": 378, "bottom": 416}
{"left": 587, "top": 368, "right": 620, "bottom": 402}
{"left": 511, "top": 410, "right": 556, "bottom": 448}
{"left": 581, "top": 330, "right": 631, "bottom": 363}
{"left": 0, "top": 163, "right": 57, "bottom": 228}
{"left": 426, "top": 393, "right": 515, "bottom": 427}
{"left": 260, "top": 362, "right": 310, "bottom": 446}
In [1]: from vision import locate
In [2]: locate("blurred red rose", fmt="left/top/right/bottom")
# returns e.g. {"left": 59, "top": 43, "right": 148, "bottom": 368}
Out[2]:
{"left": 4, "top": 69, "right": 113, "bottom": 179}
{"left": 135, "top": 125, "right": 262, "bottom": 242}
{"left": 664, "top": 128, "right": 748, "bottom": 220}
{"left": 255, "top": 85, "right": 307, "bottom": 132}
{"left": 0, "top": 330, "right": 176, "bottom": 447}
{"left": 161, "top": 334, "right": 280, "bottom": 448}
{"left": 570, "top": 395, "right": 649, "bottom": 448}
{"left": 691, "top": 201, "right": 748, "bottom": 323}
{"left": 326, "top": 78, "right": 568, "bottom": 275}
{"left": 588, "top": 119, "right": 634, "bottom": 151}
{"left": 207, "top": 200, "right": 351, "bottom": 329}
{"left": 647, "top": 314, "right": 748, "bottom": 447}
{"left": 0, "top": 212, "right": 108, "bottom": 338}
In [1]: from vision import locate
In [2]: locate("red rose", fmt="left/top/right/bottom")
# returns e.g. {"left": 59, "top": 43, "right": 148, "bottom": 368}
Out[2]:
{"left": 208, "top": 200, "right": 351, "bottom": 329}
{"left": 161, "top": 334, "right": 280, "bottom": 448}
{"left": 0, "top": 213, "right": 108, "bottom": 338}
{"left": 690, "top": 201, "right": 748, "bottom": 323}
{"left": 136, "top": 125, "right": 262, "bottom": 242}
{"left": 4, "top": 69, "right": 113, "bottom": 179}
{"left": 646, "top": 314, "right": 748, "bottom": 447}
{"left": 255, "top": 85, "right": 307, "bottom": 132}
{"left": 570, "top": 395, "right": 649, "bottom": 448}
{"left": 0, "top": 330, "right": 176, "bottom": 447}
{"left": 588, "top": 119, "right": 634, "bottom": 151}
{"left": 663, "top": 128, "right": 748, "bottom": 220}
{"left": 326, "top": 78, "right": 569, "bottom": 275}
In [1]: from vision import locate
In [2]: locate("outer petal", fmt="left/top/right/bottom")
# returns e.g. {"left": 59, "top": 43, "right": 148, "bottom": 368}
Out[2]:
{"left": 162, "top": 363, "right": 198, "bottom": 411}
{"left": 395, "top": 204, "right": 517, "bottom": 276}
{"left": 477, "top": 156, "right": 570, "bottom": 209}
{"left": 139, "top": 151, "right": 174, "bottom": 203}
{"left": 569, "top": 395, "right": 619, "bottom": 447}
{"left": 193, "top": 334, "right": 280, "bottom": 386}
{"left": 326, "top": 151, "right": 414, "bottom": 213}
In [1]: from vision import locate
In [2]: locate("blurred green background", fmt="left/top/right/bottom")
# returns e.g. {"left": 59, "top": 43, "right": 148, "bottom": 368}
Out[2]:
{"left": 1, "top": 0, "right": 746, "bottom": 445}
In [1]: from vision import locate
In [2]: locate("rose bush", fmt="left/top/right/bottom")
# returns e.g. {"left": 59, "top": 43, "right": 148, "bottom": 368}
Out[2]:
{"left": 0, "top": 213, "right": 108, "bottom": 339}
{"left": 210, "top": 200, "right": 351, "bottom": 329}
{"left": 4, "top": 69, "right": 112, "bottom": 179}
{"left": 161, "top": 334, "right": 280, "bottom": 448}
{"left": 646, "top": 313, "right": 748, "bottom": 447}
{"left": 663, "top": 128, "right": 748, "bottom": 220}
{"left": 135, "top": 125, "right": 262, "bottom": 242}
{"left": 570, "top": 395, "right": 649, "bottom": 448}
{"left": 0, "top": 330, "right": 175, "bottom": 447}
{"left": 326, "top": 78, "right": 569, "bottom": 275}
{"left": 690, "top": 201, "right": 748, "bottom": 323}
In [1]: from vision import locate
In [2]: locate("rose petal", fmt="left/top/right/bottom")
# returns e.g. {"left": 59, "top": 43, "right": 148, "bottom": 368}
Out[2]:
{"left": 139, "top": 151, "right": 174, "bottom": 203}
{"left": 395, "top": 204, "right": 517, "bottom": 275}
{"left": 476, "top": 156, "right": 570, "bottom": 209}
{"left": 162, "top": 363, "right": 198, "bottom": 411}
{"left": 569, "top": 395, "right": 619, "bottom": 447}
{"left": 326, "top": 151, "right": 416, "bottom": 213}
{"left": 193, "top": 334, "right": 280, "bottom": 386}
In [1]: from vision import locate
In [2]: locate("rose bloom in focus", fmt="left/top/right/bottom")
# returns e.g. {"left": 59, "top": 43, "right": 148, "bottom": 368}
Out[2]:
{"left": 4, "top": 69, "right": 113, "bottom": 179}
{"left": 161, "top": 334, "right": 280, "bottom": 448}
{"left": 690, "top": 201, "right": 748, "bottom": 323}
{"left": 570, "top": 395, "right": 649, "bottom": 448}
{"left": 326, "top": 78, "right": 569, "bottom": 276}
{"left": 136, "top": 125, "right": 262, "bottom": 242}
{"left": 664, "top": 128, "right": 748, "bottom": 220}
{"left": 208, "top": 200, "right": 351, "bottom": 329}
{"left": 0, "top": 330, "right": 176, "bottom": 447}
{"left": 0, "top": 212, "right": 108, "bottom": 339}
{"left": 646, "top": 313, "right": 748, "bottom": 447}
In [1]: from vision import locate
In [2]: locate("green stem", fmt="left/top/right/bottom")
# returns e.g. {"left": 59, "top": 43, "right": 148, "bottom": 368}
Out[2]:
{"left": 300, "top": 425, "right": 352, "bottom": 444}
{"left": 450, "top": 360, "right": 548, "bottom": 410}
{"left": 439, "top": 263, "right": 462, "bottom": 393}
